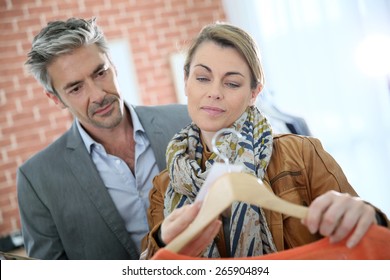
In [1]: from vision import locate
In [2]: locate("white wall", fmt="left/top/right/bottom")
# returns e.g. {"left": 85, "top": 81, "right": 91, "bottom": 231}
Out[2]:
{"left": 109, "top": 40, "right": 140, "bottom": 105}
{"left": 223, "top": 0, "right": 390, "bottom": 216}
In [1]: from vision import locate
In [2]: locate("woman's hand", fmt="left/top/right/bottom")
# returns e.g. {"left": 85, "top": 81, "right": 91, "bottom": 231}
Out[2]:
{"left": 302, "top": 190, "right": 377, "bottom": 248}
{"left": 161, "top": 202, "right": 222, "bottom": 256}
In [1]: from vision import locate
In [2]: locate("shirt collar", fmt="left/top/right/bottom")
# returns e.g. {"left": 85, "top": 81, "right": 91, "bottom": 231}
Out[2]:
{"left": 76, "top": 103, "right": 145, "bottom": 154}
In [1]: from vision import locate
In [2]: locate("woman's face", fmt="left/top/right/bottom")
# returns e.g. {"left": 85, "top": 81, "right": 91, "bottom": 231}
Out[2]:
{"left": 185, "top": 41, "right": 260, "bottom": 137}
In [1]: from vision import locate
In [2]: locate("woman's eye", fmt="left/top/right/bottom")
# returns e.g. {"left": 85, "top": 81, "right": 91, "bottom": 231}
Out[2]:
{"left": 226, "top": 82, "right": 240, "bottom": 88}
{"left": 196, "top": 77, "right": 210, "bottom": 82}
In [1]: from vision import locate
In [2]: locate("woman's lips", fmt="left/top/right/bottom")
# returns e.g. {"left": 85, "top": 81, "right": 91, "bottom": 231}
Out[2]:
{"left": 201, "top": 106, "right": 225, "bottom": 116}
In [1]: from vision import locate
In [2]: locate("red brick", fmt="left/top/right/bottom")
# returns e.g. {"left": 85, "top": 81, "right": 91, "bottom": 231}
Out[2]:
{"left": 53, "top": 1, "right": 79, "bottom": 11}
{"left": 11, "top": 130, "right": 41, "bottom": 148}
{"left": 26, "top": 4, "right": 53, "bottom": 16}
{"left": 2, "top": 118, "right": 50, "bottom": 136}
{"left": 0, "top": 137, "right": 12, "bottom": 148}
{"left": 0, "top": 185, "right": 16, "bottom": 198}
{"left": 0, "top": 9, "right": 24, "bottom": 19}
{"left": 0, "top": 80, "right": 14, "bottom": 90}
{"left": 20, "top": 96, "right": 52, "bottom": 110}
{"left": 0, "top": 0, "right": 227, "bottom": 236}
{"left": 0, "top": 31, "right": 28, "bottom": 42}
{"left": 0, "top": 170, "right": 7, "bottom": 185}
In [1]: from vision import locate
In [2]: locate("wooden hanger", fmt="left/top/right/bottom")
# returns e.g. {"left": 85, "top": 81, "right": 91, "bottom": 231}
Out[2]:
{"left": 165, "top": 172, "right": 308, "bottom": 253}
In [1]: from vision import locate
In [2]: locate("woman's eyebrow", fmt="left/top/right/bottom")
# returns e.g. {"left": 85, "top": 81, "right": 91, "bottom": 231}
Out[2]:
{"left": 194, "top": 64, "right": 244, "bottom": 77}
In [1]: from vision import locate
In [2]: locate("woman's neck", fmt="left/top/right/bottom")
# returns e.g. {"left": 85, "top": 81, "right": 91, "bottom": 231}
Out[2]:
{"left": 200, "top": 130, "right": 215, "bottom": 152}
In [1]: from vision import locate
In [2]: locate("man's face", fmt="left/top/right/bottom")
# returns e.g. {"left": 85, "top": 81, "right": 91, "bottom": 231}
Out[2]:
{"left": 47, "top": 44, "right": 125, "bottom": 132}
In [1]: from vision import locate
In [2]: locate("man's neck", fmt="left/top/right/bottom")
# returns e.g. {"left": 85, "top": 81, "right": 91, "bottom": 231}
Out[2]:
{"left": 86, "top": 110, "right": 136, "bottom": 172}
{"left": 81, "top": 108, "right": 133, "bottom": 150}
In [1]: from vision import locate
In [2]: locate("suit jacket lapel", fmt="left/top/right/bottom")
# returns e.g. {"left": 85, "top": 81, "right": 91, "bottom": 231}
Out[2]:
{"left": 64, "top": 122, "right": 138, "bottom": 259}
{"left": 140, "top": 114, "right": 167, "bottom": 171}
{"left": 134, "top": 104, "right": 191, "bottom": 171}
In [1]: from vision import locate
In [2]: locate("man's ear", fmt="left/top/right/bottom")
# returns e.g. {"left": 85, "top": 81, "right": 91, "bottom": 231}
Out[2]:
{"left": 46, "top": 91, "right": 67, "bottom": 109}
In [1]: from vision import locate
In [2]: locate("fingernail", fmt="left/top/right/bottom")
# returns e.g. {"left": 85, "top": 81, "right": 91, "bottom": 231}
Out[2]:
{"left": 192, "top": 202, "right": 201, "bottom": 209}
{"left": 346, "top": 240, "right": 355, "bottom": 248}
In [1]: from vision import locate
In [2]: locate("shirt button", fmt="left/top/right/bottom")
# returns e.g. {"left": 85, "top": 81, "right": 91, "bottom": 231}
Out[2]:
{"left": 115, "top": 159, "right": 121, "bottom": 165}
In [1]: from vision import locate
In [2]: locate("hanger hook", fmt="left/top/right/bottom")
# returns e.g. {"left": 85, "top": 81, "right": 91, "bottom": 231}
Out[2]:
{"left": 211, "top": 128, "right": 243, "bottom": 167}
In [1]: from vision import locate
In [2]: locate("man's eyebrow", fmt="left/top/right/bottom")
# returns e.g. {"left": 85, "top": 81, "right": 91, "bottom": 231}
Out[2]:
{"left": 194, "top": 63, "right": 244, "bottom": 77}
{"left": 62, "top": 63, "right": 106, "bottom": 91}
{"left": 91, "top": 63, "right": 106, "bottom": 76}
{"left": 63, "top": 80, "right": 82, "bottom": 91}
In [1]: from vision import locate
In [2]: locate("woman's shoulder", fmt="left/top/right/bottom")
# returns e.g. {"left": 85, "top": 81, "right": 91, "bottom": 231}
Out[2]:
{"left": 152, "top": 169, "right": 171, "bottom": 194}
{"left": 270, "top": 133, "right": 327, "bottom": 168}
{"left": 272, "top": 133, "right": 323, "bottom": 151}
{"left": 273, "top": 133, "right": 307, "bottom": 142}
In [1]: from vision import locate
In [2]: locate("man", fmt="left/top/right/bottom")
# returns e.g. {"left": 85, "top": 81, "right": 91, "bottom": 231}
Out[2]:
{"left": 17, "top": 17, "right": 190, "bottom": 260}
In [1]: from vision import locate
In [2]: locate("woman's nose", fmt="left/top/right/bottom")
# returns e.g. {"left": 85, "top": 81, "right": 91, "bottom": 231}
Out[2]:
{"left": 208, "top": 82, "right": 223, "bottom": 99}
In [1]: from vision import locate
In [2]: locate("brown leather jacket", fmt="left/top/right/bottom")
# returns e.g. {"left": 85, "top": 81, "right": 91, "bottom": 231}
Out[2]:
{"left": 141, "top": 134, "right": 389, "bottom": 259}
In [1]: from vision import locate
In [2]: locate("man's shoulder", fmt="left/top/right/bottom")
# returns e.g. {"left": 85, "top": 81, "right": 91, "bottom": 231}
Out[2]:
{"left": 134, "top": 103, "right": 188, "bottom": 116}
{"left": 134, "top": 104, "right": 191, "bottom": 127}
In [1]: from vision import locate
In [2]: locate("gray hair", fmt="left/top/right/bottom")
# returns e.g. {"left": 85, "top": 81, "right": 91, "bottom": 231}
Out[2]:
{"left": 25, "top": 17, "right": 109, "bottom": 95}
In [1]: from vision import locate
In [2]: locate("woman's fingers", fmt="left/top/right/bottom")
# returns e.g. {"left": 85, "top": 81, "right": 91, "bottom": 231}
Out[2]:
{"left": 180, "top": 219, "right": 222, "bottom": 256}
{"left": 161, "top": 202, "right": 202, "bottom": 244}
{"left": 302, "top": 190, "right": 376, "bottom": 248}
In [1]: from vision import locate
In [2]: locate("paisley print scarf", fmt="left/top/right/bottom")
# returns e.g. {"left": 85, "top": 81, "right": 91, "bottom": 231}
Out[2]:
{"left": 164, "top": 106, "right": 277, "bottom": 257}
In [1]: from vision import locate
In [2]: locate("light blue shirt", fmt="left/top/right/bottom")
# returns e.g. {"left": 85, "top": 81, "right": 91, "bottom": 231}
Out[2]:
{"left": 76, "top": 105, "right": 159, "bottom": 254}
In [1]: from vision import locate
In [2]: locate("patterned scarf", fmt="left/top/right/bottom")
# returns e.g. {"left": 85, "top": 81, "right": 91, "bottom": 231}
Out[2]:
{"left": 164, "top": 106, "right": 277, "bottom": 257}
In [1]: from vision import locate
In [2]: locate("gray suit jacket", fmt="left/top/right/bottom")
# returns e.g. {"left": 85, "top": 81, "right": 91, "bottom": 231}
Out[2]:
{"left": 17, "top": 104, "right": 190, "bottom": 259}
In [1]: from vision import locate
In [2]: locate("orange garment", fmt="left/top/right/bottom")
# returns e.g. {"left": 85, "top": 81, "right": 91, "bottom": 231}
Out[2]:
{"left": 151, "top": 224, "right": 390, "bottom": 260}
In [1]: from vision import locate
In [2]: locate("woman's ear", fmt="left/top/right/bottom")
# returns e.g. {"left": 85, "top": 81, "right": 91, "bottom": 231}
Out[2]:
{"left": 184, "top": 71, "right": 188, "bottom": 97}
{"left": 249, "top": 83, "right": 263, "bottom": 106}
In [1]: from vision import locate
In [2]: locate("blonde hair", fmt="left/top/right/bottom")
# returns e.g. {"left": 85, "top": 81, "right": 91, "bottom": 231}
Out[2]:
{"left": 184, "top": 22, "right": 264, "bottom": 89}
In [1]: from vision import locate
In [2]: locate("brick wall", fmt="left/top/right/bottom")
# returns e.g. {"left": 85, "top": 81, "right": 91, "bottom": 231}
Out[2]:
{"left": 0, "top": 0, "right": 226, "bottom": 238}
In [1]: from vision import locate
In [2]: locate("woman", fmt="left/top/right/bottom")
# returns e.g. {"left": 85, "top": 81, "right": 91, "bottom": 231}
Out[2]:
{"left": 141, "top": 22, "right": 389, "bottom": 259}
